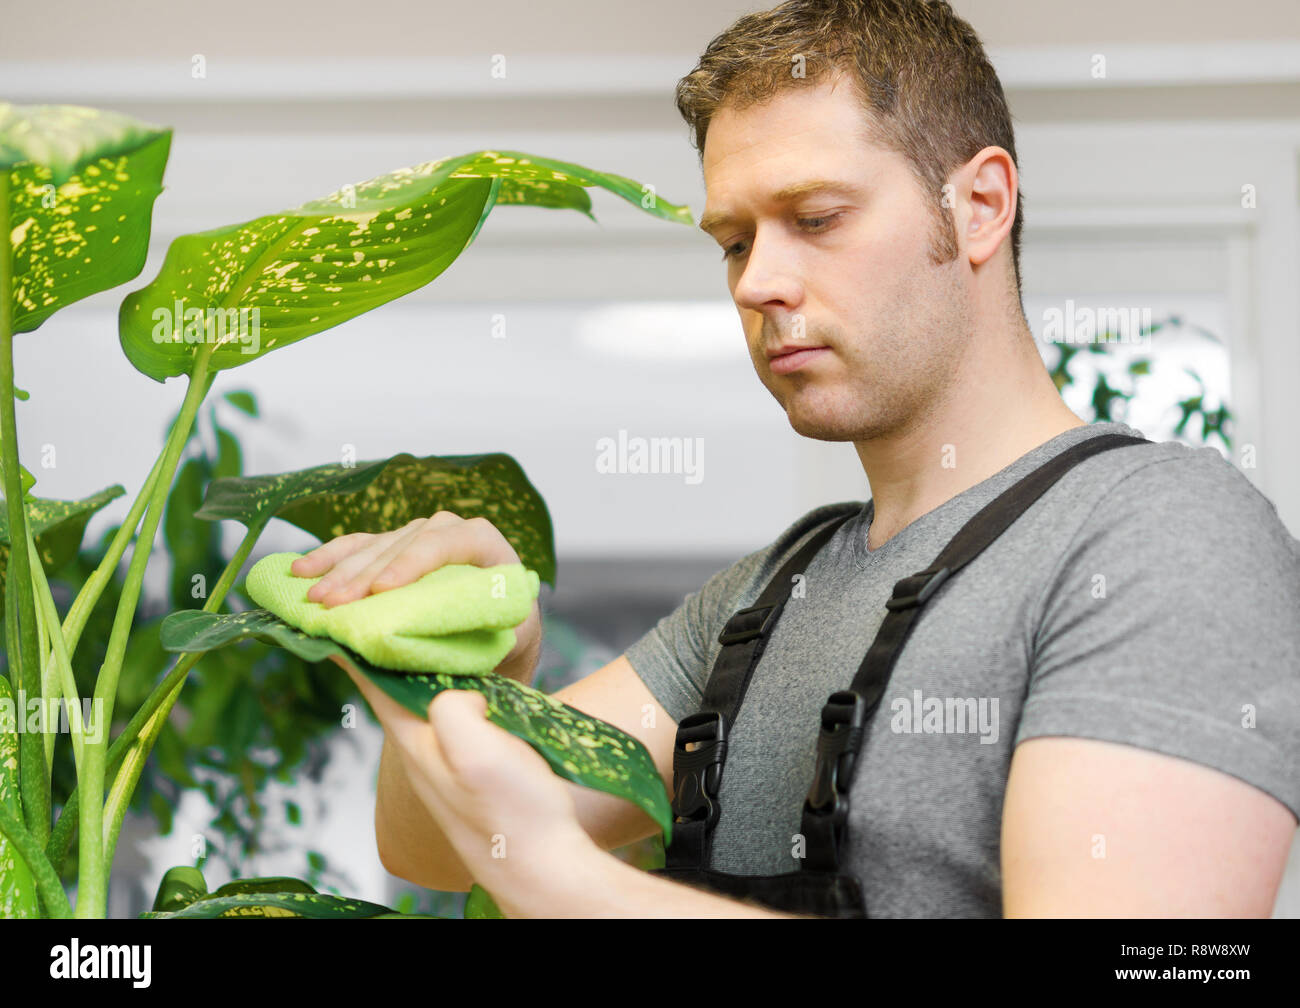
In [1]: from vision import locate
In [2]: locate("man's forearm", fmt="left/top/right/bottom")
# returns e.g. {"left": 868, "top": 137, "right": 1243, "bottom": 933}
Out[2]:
{"left": 375, "top": 737, "right": 475, "bottom": 890}
{"left": 496, "top": 840, "right": 799, "bottom": 918}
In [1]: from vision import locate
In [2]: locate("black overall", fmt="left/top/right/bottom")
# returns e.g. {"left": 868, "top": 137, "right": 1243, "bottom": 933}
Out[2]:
{"left": 648, "top": 432, "right": 1151, "bottom": 917}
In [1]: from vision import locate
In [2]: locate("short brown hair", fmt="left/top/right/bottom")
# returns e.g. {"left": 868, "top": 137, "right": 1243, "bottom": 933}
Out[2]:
{"left": 676, "top": 0, "right": 1024, "bottom": 301}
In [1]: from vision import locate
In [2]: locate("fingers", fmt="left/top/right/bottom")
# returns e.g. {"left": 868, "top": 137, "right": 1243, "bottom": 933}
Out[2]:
{"left": 307, "top": 518, "right": 430, "bottom": 605}
{"left": 369, "top": 514, "right": 516, "bottom": 593}
{"left": 350, "top": 510, "right": 466, "bottom": 596}
{"left": 294, "top": 510, "right": 521, "bottom": 608}
{"left": 425, "top": 690, "right": 491, "bottom": 771}
{"left": 290, "top": 531, "right": 376, "bottom": 577}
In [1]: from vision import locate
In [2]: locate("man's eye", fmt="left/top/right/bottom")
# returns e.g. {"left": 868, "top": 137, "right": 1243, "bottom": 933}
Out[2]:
{"left": 720, "top": 214, "right": 842, "bottom": 262}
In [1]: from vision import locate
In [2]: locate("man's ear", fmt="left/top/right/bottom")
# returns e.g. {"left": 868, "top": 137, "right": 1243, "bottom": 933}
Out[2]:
{"left": 961, "top": 146, "right": 1018, "bottom": 269}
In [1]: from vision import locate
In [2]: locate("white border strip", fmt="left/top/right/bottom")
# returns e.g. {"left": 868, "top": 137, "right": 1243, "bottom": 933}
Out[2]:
{"left": 2, "top": 42, "right": 1298, "bottom": 102}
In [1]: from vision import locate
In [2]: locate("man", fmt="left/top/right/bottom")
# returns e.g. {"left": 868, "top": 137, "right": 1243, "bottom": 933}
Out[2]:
{"left": 295, "top": 0, "right": 1300, "bottom": 917}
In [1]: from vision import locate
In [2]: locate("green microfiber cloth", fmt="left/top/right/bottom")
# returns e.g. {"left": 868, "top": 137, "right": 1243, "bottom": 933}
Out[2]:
{"left": 244, "top": 551, "right": 540, "bottom": 675}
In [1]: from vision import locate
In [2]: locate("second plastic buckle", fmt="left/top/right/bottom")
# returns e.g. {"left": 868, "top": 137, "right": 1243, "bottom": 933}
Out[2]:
{"left": 804, "top": 690, "right": 867, "bottom": 820}
{"left": 669, "top": 711, "right": 728, "bottom": 828}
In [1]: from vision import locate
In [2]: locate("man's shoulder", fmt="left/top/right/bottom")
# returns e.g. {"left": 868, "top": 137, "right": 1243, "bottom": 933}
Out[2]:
{"left": 1069, "top": 434, "right": 1297, "bottom": 557}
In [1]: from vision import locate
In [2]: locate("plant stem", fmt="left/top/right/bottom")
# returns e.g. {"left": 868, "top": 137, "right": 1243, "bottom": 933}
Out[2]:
{"left": 34, "top": 542, "right": 53, "bottom": 772}
{"left": 25, "top": 526, "right": 87, "bottom": 776}
{"left": 38, "top": 396, "right": 191, "bottom": 875}
{"left": 0, "top": 803, "right": 71, "bottom": 918}
{"left": 0, "top": 169, "right": 51, "bottom": 848}
{"left": 48, "top": 513, "right": 261, "bottom": 873}
{"left": 47, "top": 517, "right": 263, "bottom": 876}
{"left": 75, "top": 341, "right": 215, "bottom": 918}
{"left": 102, "top": 521, "right": 262, "bottom": 866}
{"left": 45, "top": 652, "right": 193, "bottom": 873}
{"left": 45, "top": 449, "right": 167, "bottom": 676}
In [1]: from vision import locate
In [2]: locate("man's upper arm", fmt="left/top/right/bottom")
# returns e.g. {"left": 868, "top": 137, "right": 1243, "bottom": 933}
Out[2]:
{"left": 1005, "top": 449, "right": 1300, "bottom": 916}
{"left": 1001, "top": 735, "right": 1296, "bottom": 916}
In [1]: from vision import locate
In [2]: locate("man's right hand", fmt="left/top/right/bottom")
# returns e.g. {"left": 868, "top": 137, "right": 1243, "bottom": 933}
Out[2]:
{"left": 287, "top": 510, "right": 542, "bottom": 684}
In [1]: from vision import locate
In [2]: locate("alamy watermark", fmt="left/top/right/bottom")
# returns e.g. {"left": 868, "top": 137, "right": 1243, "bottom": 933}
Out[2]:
{"left": 889, "top": 689, "right": 999, "bottom": 745}
{"left": 1, "top": 690, "right": 105, "bottom": 745}
{"left": 1040, "top": 300, "right": 1152, "bottom": 348}
{"left": 595, "top": 429, "right": 704, "bottom": 485}
{"left": 151, "top": 302, "right": 262, "bottom": 355}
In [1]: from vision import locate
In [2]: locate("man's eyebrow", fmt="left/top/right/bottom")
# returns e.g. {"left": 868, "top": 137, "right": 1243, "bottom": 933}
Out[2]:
{"left": 698, "top": 179, "right": 864, "bottom": 235}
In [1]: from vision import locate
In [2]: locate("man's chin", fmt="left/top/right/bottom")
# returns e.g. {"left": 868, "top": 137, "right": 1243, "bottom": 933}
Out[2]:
{"left": 785, "top": 409, "right": 858, "bottom": 442}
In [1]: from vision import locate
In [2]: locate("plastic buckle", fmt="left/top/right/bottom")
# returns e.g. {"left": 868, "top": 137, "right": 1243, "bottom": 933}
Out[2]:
{"left": 884, "top": 565, "right": 952, "bottom": 611}
{"left": 804, "top": 691, "right": 867, "bottom": 819}
{"left": 669, "top": 711, "right": 728, "bottom": 828}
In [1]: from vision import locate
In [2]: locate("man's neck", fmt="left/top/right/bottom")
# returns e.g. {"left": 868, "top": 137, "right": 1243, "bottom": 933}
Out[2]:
{"left": 854, "top": 350, "right": 1086, "bottom": 552}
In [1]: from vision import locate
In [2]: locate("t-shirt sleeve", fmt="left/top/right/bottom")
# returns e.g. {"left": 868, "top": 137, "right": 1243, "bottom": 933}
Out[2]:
{"left": 623, "top": 502, "right": 863, "bottom": 725}
{"left": 623, "top": 552, "right": 765, "bottom": 725}
{"left": 1017, "top": 447, "right": 1300, "bottom": 821}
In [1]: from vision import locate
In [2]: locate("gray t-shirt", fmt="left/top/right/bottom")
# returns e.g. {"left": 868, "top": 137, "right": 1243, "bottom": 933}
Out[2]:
{"left": 624, "top": 420, "right": 1300, "bottom": 917}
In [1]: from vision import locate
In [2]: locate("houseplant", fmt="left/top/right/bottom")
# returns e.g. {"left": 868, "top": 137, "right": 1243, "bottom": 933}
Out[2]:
{"left": 0, "top": 101, "right": 691, "bottom": 918}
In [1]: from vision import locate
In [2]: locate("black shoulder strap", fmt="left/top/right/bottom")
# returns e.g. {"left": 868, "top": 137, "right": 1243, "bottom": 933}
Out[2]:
{"left": 663, "top": 431, "right": 1152, "bottom": 874}
{"left": 660, "top": 506, "right": 859, "bottom": 870}
{"left": 799, "top": 432, "right": 1152, "bottom": 871}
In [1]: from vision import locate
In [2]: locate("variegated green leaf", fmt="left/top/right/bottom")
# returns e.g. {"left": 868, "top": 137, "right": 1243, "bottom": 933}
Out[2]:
{"left": 465, "top": 883, "right": 506, "bottom": 919}
{"left": 0, "top": 674, "right": 39, "bottom": 918}
{"left": 150, "top": 864, "right": 207, "bottom": 913}
{"left": 117, "top": 148, "right": 692, "bottom": 383}
{"left": 1, "top": 102, "right": 171, "bottom": 332}
{"left": 145, "top": 870, "right": 402, "bottom": 918}
{"left": 0, "top": 485, "right": 125, "bottom": 606}
{"left": 207, "top": 875, "right": 317, "bottom": 900}
{"left": 195, "top": 451, "right": 556, "bottom": 587}
{"left": 159, "top": 608, "right": 672, "bottom": 841}
{"left": 140, "top": 890, "right": 395, "bottom": 918}
{"left": 368, "top": 912, "right": 448, "bottom": 918}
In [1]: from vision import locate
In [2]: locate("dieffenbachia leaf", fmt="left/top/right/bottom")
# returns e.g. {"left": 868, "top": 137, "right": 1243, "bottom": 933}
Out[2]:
{"left": 117, "top": 149, "right": 692, "bottom": 383}
{"left": 0, "top": 674, "right": 40, "bottom": 918}
{"left": 195, "top": 451, "right": 556, "bottom": 587}
{"left": 0, "top": 485, "right": 125, "bottom": 605}
{"left": 1, "top": 103, "right": 171, "bottom": 332}
{"left": 150, "top": 864, "right": 208, "bottom": 913}
{"left": 206, "top": 875, "right": 317, "bottom": 899}
{"left": 159, "top": 608, "right": 673, "bottom": 841}
{"left": 143, "top": 869, "right": 416, "bottom": 918}
{"left": 141, "top": 891, "right": 397, "bottom": 919}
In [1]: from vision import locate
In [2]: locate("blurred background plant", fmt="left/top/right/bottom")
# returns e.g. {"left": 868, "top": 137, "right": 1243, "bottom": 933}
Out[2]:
{"left": 1044, "top": 313, "right": 1233, "bottom": 452}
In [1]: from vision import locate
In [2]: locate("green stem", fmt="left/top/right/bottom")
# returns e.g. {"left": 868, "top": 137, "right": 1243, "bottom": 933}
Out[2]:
{"left": 26, "top": 527, "right": 87, "bottom": 776}
{"left": 40, "top": 449, "right": 168, "bottom": 864}
{"left": 45, "top": 448, "right": 167, "bottom": 677}
{"left": 102, "top": 521, "right": 261, "bottom": 867}
{"left": 74, "top": 343, "right": 215, "bottom": 919}
{"left": 34, "top": 541, "right": 54, "bottom": 773}
{"left": 46, "top": 652, "right": 194, "bottom": 874}
{"left": 48, "top": 517, "right": 261, "bottom": 875}
{"left": 0, "top": 168, "right": 51, "bottom": 848}
{"left": 0, "top": 800, "right": 71, "bottom": 918}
